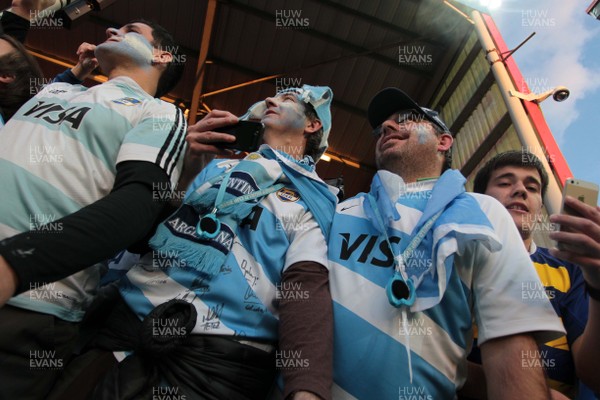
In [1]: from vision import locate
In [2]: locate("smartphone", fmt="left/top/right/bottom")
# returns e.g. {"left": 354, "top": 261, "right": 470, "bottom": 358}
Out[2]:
{"left": 560, "top": 178, "right": 599, "bottom": 217}
{"left": 214, "top": 121, "right": 264, "bottom": 152}
{"left": 557, "top": 178, "right": 599, "bottom": 249}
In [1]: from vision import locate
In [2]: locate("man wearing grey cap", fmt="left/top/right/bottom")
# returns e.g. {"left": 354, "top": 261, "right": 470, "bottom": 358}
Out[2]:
{"left": 327, "top": 88, "right": 565, "bottom": 399}
{"left": 48, "top": 85, "right": 337, "bottom": 400}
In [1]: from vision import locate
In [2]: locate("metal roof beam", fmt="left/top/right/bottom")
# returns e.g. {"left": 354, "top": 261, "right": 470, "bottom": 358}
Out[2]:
{"left": 205, "top": 56, "right": 367, "bottom": 116}
{"left": 189, "top": 0, "right": 218, "bottom": 125}
{"left": 87, "top": 15, "right": 200, "bottom": 58}
{"left": 222, "top": 0, "right": 433, "bottom": 78}
{"left": 309, "top": 0, "right": 443, "bottom": 48}
{"left": 460, "top": 113, "right": 511, "bottom": 178}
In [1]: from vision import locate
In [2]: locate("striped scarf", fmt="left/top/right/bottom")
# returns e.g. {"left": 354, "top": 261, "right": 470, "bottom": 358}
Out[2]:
{"left": 364, "top": 169, "right": 502, "bottom": 312}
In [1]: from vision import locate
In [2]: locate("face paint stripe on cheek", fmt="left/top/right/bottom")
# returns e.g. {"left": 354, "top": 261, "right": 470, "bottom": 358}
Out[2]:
{"left": 414, "top": 124, "right": 431, "bottom": 144}
{"left": 96, "top": 32, "right": 155, "bottom": 67}
{"left": 274, "top": 98, "right": 306, "bottom": 130}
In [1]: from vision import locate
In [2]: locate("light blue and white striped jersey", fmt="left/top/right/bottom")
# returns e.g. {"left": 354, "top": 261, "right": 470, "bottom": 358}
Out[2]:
{"left": 119, "top": 157, "right": 328, "bottom": 341}
{"left": 329, "top": 177, "right": 565, "bottom": 399}
{"left": 0, "top": 77, "right": 187, "bottom": 321}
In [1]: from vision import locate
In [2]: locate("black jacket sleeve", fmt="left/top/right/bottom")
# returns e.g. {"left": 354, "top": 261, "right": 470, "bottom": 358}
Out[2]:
{"left": 52, "top": 69, "right": 83, "bottom": 85}
{"left": 0, "top": 161, "right": 176, "bottom": 294}
{"left": 0, "top": 11, "right": 30, "bottom": 43}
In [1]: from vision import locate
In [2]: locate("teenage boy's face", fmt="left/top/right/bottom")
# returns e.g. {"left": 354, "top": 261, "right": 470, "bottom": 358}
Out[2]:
{"left": 485, "top": 165, "right": 544, "bottom": 236}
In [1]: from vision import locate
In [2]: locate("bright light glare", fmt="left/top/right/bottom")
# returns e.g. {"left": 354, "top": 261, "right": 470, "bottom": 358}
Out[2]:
{"left": 488, "top": 0, "right": 502, "bottom": 9}
{"left": 480, "top": 0, "right": 502, "bottom": 9}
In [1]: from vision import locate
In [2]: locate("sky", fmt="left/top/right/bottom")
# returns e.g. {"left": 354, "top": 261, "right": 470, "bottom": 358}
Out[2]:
{"left": 488, "top": 0, "right": 600, "bottom": 189}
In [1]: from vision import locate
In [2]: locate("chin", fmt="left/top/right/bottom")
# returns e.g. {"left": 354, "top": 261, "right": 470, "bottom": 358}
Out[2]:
{"left": 94, "top": 47, "right": 114, "bottom": 72}
{"left": 515, "top": 215, "right": 533, "bottom": 232}
{"left": 95, "top": 40, "right": 152, "bottom": 68}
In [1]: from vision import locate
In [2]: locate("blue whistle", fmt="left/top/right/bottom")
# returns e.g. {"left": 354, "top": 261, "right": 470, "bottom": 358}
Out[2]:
{"left": 196, "top": 213, "right": 221, "bottom": 240}
{"left": 386, "top": 272, "right": 416, "bottom": 307}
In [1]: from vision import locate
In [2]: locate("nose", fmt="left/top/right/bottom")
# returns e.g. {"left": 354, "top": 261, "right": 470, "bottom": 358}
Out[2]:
{"left": 511, "top": 182, "right": 528, "bottom": 198}
{"left": 106, "top": 27, "right": 120, "bottom": 38}
{"left": 380, "top": 118, "right": 399, "bottom": 136}
{"left": 265, "top": 96, "right": 277, "bottom": 108}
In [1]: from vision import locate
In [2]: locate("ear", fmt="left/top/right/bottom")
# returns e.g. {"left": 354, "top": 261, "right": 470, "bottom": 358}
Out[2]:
{"left": 437, "top": 133, "right": 453, "bottom": 152}
{"left": 304, "top": 118, "right": 322, "bottom": 135}
{"left": 152, "top": 50, "right": 173, "bottom": 68}
{"left": 0, "top": 74, "right": 15, "bottom": 84}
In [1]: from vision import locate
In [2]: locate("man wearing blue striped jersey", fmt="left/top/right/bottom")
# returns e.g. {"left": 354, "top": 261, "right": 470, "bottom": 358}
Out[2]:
{"left": 468, "top": 151, "right": 600, "bottom": 399}
{"left": 0, "top": 20, "right": 186, "bottom": 399}
{"left": 48, "top": 85, "right": 337, "bottom": 400}
{"left": 328, "top": 88, "right": 565, "bottom": 399}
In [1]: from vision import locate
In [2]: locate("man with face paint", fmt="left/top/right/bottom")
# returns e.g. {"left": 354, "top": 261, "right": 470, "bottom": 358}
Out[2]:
{"left": 326, "top": 88, "right": 565, "bottom": 399}
{"left": 0, "top": 20, "right": 186, "bottom": 399}
{"left": 43, "top": 85, "right": 337, "bottom": 400}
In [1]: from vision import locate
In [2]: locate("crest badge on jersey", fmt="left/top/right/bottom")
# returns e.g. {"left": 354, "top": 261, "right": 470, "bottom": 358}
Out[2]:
{"left": 245, "top": 153, "right": 262, "bottom": 160}
{"left": 276, "top": 187, "right": 300, "bottom": 202}
{"left": 112, "top": 97, "right": 142, "bottom": 106}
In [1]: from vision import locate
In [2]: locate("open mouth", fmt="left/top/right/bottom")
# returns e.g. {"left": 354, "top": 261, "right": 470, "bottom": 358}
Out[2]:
{"left": 506, "top": 203, "right": 529, "bottom": 213}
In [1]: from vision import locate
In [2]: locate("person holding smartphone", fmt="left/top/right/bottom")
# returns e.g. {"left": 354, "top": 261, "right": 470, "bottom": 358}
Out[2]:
{"left": 468, "top": 150, "right": 600, "bottom": 399}
{"left": 47, "top": 85, "right": 337, "bottom": 400}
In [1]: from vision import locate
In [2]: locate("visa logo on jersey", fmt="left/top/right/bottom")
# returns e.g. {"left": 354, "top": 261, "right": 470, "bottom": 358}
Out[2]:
{"left": 338, "top": 233, "right": 400, "bottom": 268}
{"left": 23, "top": 101, "right": 91, "bottom": 130}
{"left": 112, "top": 97, "right": 142, "bottom": 106}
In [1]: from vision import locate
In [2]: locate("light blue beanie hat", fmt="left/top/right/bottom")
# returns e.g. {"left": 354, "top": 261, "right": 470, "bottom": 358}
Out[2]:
{"left": 240, "top": 84, "right": 334, "bottom": 161}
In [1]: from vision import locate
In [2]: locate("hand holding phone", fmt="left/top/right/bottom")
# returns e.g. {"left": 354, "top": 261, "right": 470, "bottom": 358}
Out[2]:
{"left": 556, "top": 178, "right": 599, "bottom": 249}
{"left": 549, "top": 178, "right": 600, "bottom": 289}
{"left": 213, "top": 121, "right": 265, "bottom": 152}
{"left": 559, "top": 179, "right": 599, "bottom": 218}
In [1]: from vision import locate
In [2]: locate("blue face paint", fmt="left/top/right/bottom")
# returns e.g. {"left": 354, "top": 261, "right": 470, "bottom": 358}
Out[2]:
{"left": 263, "top": 93, "right": 307, "bottom": 129}
{"left": 283, "top": 94, "right": 307, "bottom": 130}
{"left": 414, "top": 124, "right": 431, "bottom": 144}
{"left": 96, "top": 32, "right": 154, "bottom": 67}
{"left": 122, "top": 32, "right": 154, "bottom": 64}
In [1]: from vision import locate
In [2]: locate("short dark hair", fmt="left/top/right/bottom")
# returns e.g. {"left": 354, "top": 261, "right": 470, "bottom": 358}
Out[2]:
{"left": 129, "top": 19, "right": 184, "bottom": 98}
{"left": 430, "top": 123, "right": 453, "bottom": 173}
{"left": 302, "top": 102, "right": 324, "bottom": 161}
{"left": 473, "top": 150, "right": 549, "bottom": 197}
{"left": 0, "top": 34, "right": 44, "bottom": 122}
